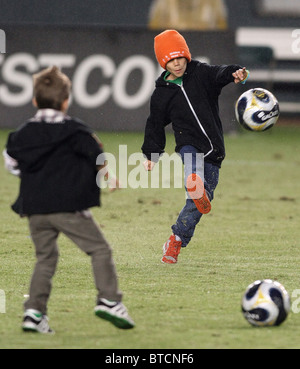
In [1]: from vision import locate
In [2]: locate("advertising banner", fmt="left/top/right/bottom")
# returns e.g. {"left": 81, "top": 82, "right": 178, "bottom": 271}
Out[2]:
{"left": 0, "top": 27, "right": 238, "bottom": 131}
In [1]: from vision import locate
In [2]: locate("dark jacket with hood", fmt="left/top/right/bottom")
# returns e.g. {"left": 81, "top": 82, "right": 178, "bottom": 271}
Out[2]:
{"left": 142, "top": 60, "right": 242, "bottom": 167}
{"left": 6, "top": 113, "right": 103, "bottom": 216}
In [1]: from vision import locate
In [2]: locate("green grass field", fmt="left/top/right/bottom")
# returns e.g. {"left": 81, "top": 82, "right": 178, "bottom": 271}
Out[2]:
{"left": 0, "top": 125, "right": 299, "bottom": 349}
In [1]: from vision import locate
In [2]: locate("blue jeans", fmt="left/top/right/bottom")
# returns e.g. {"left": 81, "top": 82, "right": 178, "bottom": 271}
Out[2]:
{"left": 171, "top": 145, "right": 219, "bottom": 247}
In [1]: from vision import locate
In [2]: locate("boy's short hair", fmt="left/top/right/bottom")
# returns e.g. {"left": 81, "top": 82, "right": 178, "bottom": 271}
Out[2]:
{"left": 33, "top": 66, "right": 71, "bottom": 110}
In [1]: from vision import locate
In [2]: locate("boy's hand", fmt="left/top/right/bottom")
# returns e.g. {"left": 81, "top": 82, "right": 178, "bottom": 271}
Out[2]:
{"left": 143, "top": 160, "right": 156, "bottom": 171}
{"left": 232, "top": 67, "right": 249, "bottom": 84}
{"left": 3, "top": 149, "right": 21, "bottom": 177}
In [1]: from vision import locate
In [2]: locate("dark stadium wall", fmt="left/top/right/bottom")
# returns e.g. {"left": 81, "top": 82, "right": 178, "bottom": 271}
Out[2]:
{"left": 0, "top": 0, "right": 297, "bottom": 29}
{"left": 0, "top": 0, "right": 154, "bottom": 27}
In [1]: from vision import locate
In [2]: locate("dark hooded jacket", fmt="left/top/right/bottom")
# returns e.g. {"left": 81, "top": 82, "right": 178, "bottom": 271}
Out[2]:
{"left": 142, "top": 60, "right": 242, "bottom": 167}
{"left": 6, "top": 116, "right": 103, "bottom": 216}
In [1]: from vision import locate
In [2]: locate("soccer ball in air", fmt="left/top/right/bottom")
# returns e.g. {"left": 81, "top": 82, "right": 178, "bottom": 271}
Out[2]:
{"left": 241, "top": 279, "right": 290, "bottom": 327}
{"left": 235, "top": 88, "right": 280, "bottom": 131}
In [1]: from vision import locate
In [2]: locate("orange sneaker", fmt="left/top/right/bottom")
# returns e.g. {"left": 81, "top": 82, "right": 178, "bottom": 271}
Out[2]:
{"left": 186, "top": 173, "right": 211, "bottom": 214}
{"left": 162, "top": 235, "right": 182, "bottom": 264}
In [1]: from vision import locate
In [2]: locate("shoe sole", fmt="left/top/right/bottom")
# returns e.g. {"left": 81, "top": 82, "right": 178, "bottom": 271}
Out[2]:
{"left": 95, "top": 309, "right": 135, "bottom": 330}
{"left": 186, "top": 173, "right": 211, "bottom": 214}
{"left": 22, "top": 322, "right": 54, "bottom": 334}
{"left": 22, "top": 322, "right": 38, "bottom": 333}
{"left": 161, "top": 256, "right": 177, "bottom": 264}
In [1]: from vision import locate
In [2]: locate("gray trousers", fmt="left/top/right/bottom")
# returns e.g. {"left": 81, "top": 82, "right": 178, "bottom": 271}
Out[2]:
{"left": 25, "top": 212, "right": 122, "bottom": 315}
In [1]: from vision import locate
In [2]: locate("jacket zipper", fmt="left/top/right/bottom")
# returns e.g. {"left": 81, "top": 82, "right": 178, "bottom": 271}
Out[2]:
{"left": 179, "top": 82, "right": 214, "bottom": 158}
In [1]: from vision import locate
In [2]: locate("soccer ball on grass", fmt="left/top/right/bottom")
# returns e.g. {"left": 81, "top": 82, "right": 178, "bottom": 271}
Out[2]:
{"left": 235, "top": 88, "right": 280, "bottom": 131}
{"left": 241, "top": 279, "right": 290, "bottom": 327}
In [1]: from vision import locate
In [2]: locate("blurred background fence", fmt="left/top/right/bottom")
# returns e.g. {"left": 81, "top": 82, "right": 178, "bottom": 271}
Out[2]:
{"left": 0, "top": 0, "right": 299, "bottom": 131}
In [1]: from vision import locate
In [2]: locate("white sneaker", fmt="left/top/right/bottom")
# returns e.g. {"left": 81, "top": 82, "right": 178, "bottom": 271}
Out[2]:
{"left": 95, "top": 298, "right": 135, "bottom": 329}
{"left": 22, "top": 309, "right": 54, "bottom": 334}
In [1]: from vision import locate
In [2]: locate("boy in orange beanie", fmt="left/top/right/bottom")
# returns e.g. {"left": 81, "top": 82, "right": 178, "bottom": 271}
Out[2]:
{"left": 142, "top": 30, "right": 249, "bottom": 264}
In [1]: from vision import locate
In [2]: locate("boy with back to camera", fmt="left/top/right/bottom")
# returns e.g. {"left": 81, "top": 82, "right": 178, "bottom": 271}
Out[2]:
{"left": 4, "top": 66, "right": 135, "bottom": 333}
{"left": 142, "top": 30, "right": 249, "bottom": 264}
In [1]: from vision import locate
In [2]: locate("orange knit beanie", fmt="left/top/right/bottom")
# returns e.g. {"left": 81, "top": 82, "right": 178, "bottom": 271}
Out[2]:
{"left": 154, "top": 30, "right": 192, "bottom": 70}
